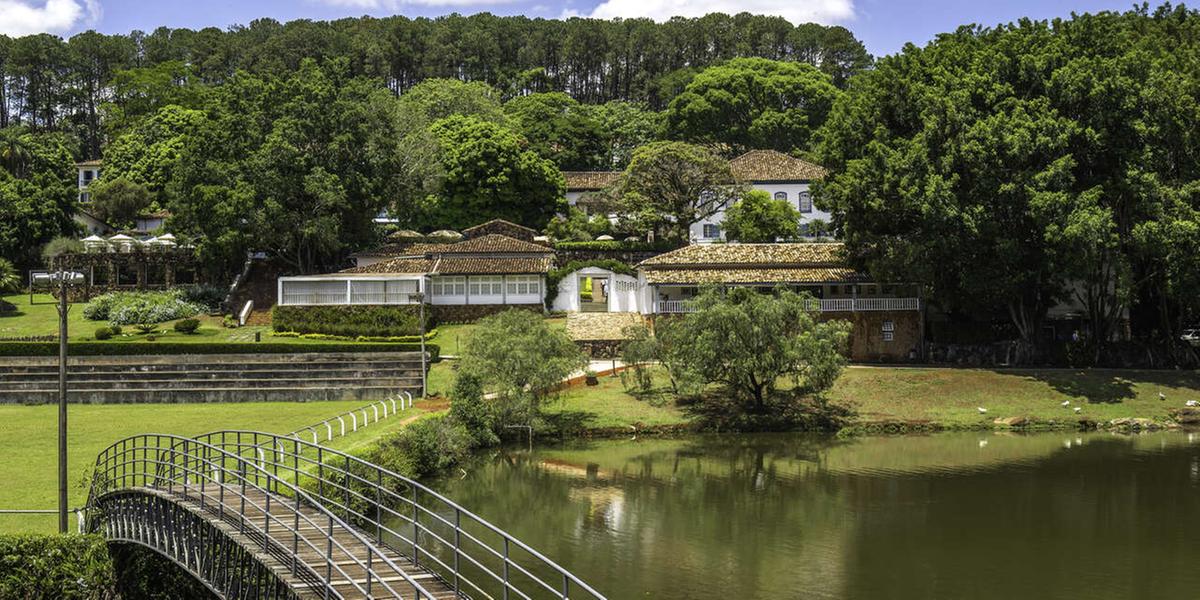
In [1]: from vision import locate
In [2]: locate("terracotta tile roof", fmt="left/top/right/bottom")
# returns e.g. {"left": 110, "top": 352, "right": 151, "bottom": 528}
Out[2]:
{"left": 638, "top": 242, "right": 867, "bottom": 285}
{"left": 563, "top": 171, "right": 621, "bottom": 191}
{"left": 643, "top": 266, "right": 867, "bottom": 285}
{"left": 350, "top": 242, "right": 446, "bottom": 259}
{"left": 462, "top": 219, "right": 539, "bottom": 238}
{"left": 433, "top": 256, "right": 552, "bottom": 275}
{"left": 340, "top": 258, "right": 433, "bottom": 274}
{"left": 137, "top": 210, "right": 172, "bottom": 219}
{"left": 75, "top": 159, "right": 103, "bottom": 167}
{"left": 639, "top": 242, "right": 846, "bottom": 267}
{"left": 438, "top": 234, "right": 553, "bottom": 254}
{"left": 729, "top": 150, "right": 827, "bottom": 182}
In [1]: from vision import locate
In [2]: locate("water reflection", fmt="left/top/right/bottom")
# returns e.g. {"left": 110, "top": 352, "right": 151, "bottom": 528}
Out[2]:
{"left": 430, "top": 432, "right": 1200, "bottom": 599}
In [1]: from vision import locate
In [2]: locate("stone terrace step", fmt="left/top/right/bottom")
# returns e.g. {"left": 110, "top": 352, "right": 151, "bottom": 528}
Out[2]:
{"left": 0, "top": 367, "right": 423, "bottom": 383}
{"left": 0, "top": 351, "right": 426, "bottom": 369}
{"left": 2, "top": 385, "right": 419, "bottom": 404}
{"left": 0, "top": 376, "right": 423, "bottom": 391}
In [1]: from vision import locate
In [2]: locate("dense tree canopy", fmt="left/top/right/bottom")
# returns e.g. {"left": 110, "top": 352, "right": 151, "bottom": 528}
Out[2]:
{"left": 504, "top": 92, "right": 605, "bottom": 170}
{"left": 667, "top": 58, "right": 841, "bottom": 154}
{"left": 0, "top": 127, "right": 77, "bottom": 270}
{"left": 815, "top": 4, "right": 1200, "bottom": 362}
{"left": 418, "top": 115, "right": 565, "bottom": 230}
{"left": 723, "top": 190, "right": 802, "bottom": 242}
{"left": 89, "top": 177, "right": 153, "bottom": 228}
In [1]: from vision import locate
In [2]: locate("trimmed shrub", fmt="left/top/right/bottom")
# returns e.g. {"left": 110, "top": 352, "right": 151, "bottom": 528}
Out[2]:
{"left": 0, "top": 341, "right": 440, "bottom": 358}
{"left": 109, "top": 324, "right": 122, "bottom": 335}
{"left": 173, "top": 318, "right": 200, "bottom": 334}
{"left": 0, "top": 534, "right": 116, "bottom": 599}
{"left": 272, "top": 305, "right": 433, "bottom": 337}
{"left": 553, "top": 239, "right": 677, "bottom": 252}
{"left": 391, "top": 415, "right": 472, "bottom": 477}
{"left": 94, "top": 326, "right": 114, "bottom": 340}
{"left": 175, "top": 285, "right": 227, "bottom": 311}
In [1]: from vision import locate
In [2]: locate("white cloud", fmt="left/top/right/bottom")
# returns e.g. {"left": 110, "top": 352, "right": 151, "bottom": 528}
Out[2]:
{"left": 0, "top": 0, "right": 96, "bottom": 36}
{"left": 315, "top": 0, "right": 519, "bottom": 8}
{"left": 587, "top": 0, "right": 854, "bottom": 24}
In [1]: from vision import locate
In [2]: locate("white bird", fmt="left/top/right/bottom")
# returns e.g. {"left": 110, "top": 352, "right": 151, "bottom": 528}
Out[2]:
{"left": 1073, "top": 407, "right": 1082, "bottom": 414}
{"left": 1160, "top": 392, "right": 1167, "bottom": 401}
{"left": 977, "top": 407, "right": 988, "bottom": 414}
{"left": 1061, "top": 400, "right": 1071, "bottom": 407}
{"left": 1185, "top": 400, "right": 1199, "bottom": 407}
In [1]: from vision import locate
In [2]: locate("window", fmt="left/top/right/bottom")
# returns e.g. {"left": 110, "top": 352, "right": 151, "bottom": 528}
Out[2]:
{"left": 431, "top": 276, "right": 466, "bottom": 297}
{"left": 702, "top": 223, "right": 721, "bottom": 239}
{"left": 506, "top": 275, "right": 540, "bottom": 295}
{"left": 469, "top": 276, "right": 503, "bottom": 296}
{"left": 80, "top": 192, "right": 91, "bottom": 203}
{"left": 798, "top": 191, "right": 813, "bottom": 213}
{"left": 774, "top": 191, "right": 787, "bottom": 201}
{"left": 882, "top": 320, "right": 895, "bottom": 342}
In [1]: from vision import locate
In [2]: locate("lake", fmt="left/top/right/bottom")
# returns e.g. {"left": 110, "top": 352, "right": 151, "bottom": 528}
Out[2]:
{"left": 430, "top": 431, "right": 1200, "bottom": 599}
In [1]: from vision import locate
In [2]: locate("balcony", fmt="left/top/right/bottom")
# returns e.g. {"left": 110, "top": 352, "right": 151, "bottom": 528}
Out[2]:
{"left": 653, "top": 297, "right": 920, "bottom": 314}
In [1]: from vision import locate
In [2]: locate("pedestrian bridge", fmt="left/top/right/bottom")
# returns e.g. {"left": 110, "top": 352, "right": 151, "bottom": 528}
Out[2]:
{"left": 84, "top": 430, "right": 605, "bottom": 600}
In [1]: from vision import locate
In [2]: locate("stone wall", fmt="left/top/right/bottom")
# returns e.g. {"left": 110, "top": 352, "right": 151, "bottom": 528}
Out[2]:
{"left": 821, "top": 310, "right": 922, "bottom": 363}
{"left": 575, "top": 339, "right": 623, "bottom": 358}
{"left": 430, "top": 304, "right": 543, "bottom": 323}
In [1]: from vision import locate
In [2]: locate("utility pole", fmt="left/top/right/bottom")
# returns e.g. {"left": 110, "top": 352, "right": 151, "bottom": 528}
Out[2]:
{"left": 55, "top": 273, "right": 70, "bottom": 534}
{"left": 411, "top": 291, "right": 427, "bottom": 398}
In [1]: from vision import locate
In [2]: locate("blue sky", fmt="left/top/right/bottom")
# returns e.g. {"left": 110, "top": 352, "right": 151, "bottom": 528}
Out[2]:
{"left": 2, "top": 0, "right": 1142, "bottom": 56}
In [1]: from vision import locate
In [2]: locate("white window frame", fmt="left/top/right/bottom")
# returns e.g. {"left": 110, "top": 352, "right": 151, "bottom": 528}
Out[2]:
{"left": 702, "top": 223, "right": 721, "bottom": 239}
{"left": 431, "top": 276, "right": 466, "bottom": 297}
{"left": 774, "top": 191, "right": 787, "bottom": 201}
{"left": 469, "top": 275, "right": 504, "bottom": 297}
{"left": 505, "top": 274, "right": 540, "bottom": 296}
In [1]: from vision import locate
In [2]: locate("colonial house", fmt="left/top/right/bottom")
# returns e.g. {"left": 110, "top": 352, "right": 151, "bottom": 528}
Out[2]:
{"left": 76, "top": 159, "right": 102, "bottom": 204}
{"left": 562, "top": 150, "right": 830, "bottom": 243}
{"left": 278, "top": 233, "right": 553, "bottom": 321}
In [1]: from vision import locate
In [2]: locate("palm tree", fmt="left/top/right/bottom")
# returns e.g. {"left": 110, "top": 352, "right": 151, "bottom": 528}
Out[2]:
{"left": 0, "top": 258, "right": 20, "bottom": 294}
{"left": 0, "top": 128, "right": 33, "bottom": 178}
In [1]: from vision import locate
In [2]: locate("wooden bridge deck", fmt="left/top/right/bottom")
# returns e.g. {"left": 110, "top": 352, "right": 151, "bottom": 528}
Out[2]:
{"left": 137, "top": 484, "right": 460, "bottom": 600}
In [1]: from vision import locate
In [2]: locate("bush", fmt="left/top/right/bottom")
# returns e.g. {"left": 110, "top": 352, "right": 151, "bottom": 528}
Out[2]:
{"left": 450, "top": 373, "right": 499, "bottom": 448}
{"left": 0, "top": 257, "right": 19, "bottom": 293}
{"left": 0, "top": 534, "right": 116, "bottom": 599}
{"left": 0, "top": 341, "right": 440, "bottom": 357}
{"left": 109, "top": 324, "right": 122, "bottom": 335}
{"left": 82, "top": 291, "right": 206, "bottom": 325}
{"left": 134, "top": 323, "right": 157, "bottom": 334}
{"left": 394, "top": 415, "right": 472, "bottom": 477}
{"left": 41, "top": 236, "right": 85, "bottom": 261}
{"left": 94, "top": 326, "right": 113, "bottom": 340}
{"left": 173, "top": 318, "right": 200, "bottom": 334}
{"left": 175, "top": 285, "right": 227, "bottom": 311}
{"left": 272, "top": 305, "right": 433, "bottom": 337}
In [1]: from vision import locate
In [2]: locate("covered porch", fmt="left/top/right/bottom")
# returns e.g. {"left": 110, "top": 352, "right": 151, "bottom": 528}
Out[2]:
{"left": 648, "top": 283, "right": 921, "bottom": 314}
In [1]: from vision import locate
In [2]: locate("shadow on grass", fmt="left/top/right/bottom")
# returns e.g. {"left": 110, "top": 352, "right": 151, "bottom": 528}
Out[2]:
{"left": 542, "top": 410, "right": 599, "bottom": 435}
{"left": 1011, "top": 369, "right": 1200, "bottom": 404}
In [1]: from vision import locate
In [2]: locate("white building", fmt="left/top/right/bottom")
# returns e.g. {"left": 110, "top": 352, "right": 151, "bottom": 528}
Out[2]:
{"left": 76, "top": 159, "right": 102, "bottom": 204}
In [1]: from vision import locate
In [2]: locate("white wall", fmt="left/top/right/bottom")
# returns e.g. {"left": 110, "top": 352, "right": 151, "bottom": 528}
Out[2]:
{"left": 690, "top": 181, "right": 830, "bottom": 242}
{"left": 552, "top": 267, "right": 640, "bottom": 313}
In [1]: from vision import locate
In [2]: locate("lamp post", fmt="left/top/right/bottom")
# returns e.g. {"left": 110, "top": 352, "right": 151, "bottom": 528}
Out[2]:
{"left": 52, "top": 269, "right": 83, "bottom": 533}
{"left": 409, "top": 291, "right": 427, "bottom": 398}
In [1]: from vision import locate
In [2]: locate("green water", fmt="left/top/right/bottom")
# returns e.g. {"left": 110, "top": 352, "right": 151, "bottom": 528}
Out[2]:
{"left": 430, "top": 431, "right": 1200, "bottom": 599}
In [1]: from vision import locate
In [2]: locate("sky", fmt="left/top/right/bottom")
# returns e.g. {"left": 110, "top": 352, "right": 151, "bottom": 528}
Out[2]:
{"left": 0, "top": 0, "right": 1145, "bottom": 56}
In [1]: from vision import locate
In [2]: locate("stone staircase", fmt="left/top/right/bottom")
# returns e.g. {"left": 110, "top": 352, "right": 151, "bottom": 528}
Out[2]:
{"left": 0, "top": 352, "right": 427, "bottom": 404}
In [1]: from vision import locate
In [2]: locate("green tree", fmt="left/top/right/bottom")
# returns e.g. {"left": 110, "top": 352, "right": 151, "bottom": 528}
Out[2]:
{"left": 0, "top": 127, "right": 77, "bottom": 270}
{"left": 449, "top": 373, "right": 499, "bottom": 448}
{"left": 667, "top": 58, "right": 840, "bottom": 154}
{"left": 665, "top": 286, "right": 850, "bottom": 411}
{"left": 723, "top": 190, "right": 801, "bottom": 242}
{"left": 584, "top": 100, "right": 663, "bottom": 168}
{"left": 612, "top": 141, "right": 741, "bottom": 243}
{"left": 397, "top": 78, "right": 506, "bottom": 125}
{"left": 103, "top": 104, "right": 208, "bottom": 193}
{"left": 88, "top": 177, "right": 153, "bottom": 228}
{"left": 0, "top": 257, "right": 19, "bottom": 292}
{"left": 459, "top": 309, "right": 586, "bottom": 423}
{"left": 421, "top": 115, "right": 565, "bottom": 229}
{"left": 504, "top": 92, "right": 605, "bottom": 170}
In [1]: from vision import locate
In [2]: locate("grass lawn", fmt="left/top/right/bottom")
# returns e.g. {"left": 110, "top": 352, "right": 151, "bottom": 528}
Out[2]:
{"left": 829, "top": 366, "right": 1200, "bottom": 426}
{"left": 544, "top": 372, "right": 689, "bottom": 429}
{"left": 0, "top": 400, "right": 420, "bottom": 535}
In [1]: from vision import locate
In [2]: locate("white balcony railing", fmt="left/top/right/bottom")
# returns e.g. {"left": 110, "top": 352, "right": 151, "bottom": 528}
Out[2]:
{"left": 653, "top": 297, "right": 920, "bottom": 314}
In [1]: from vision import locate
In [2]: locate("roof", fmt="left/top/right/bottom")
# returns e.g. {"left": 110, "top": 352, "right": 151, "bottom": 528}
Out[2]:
{"left": 137, "top": 210, "right": 172, "bottom": 219}
{"left": 643, "top": 266, "right": 867, "bottom": 285}
{"left": 438, "top": 234, "right": 552, "bottom": 255}
{"left": 433, "top": 256, "right": 553, "bottom": 275}
{"left": 350, "top": 242, "right": 446, "bottom": 259}
{"left": 638, "top": 242, "right": 867, "bottom": 285}
{"left": 75, "top": 159, "right": 102, "bottom": 167}
{"left": 729, "top": 150, "right": 827, "bottom": 183}
{"left": 341, "top": 258, "right": 434, "bottom": 274}
{"left": 462, "top": 219, "right": 538, "bottom": 238}
{"left": 639, "top": 242, "right": 845, "bottom": 267}
{"left": 563, "top": 171, "right": 621, "bottom": 191}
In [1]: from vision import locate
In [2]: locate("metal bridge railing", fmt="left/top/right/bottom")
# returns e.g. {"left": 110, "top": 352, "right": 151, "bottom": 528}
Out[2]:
{"left": 85, "top": 433, "right": 440, "bottom": 599}
{"left": 194, "top": 430, "right": 607, "bottom": 600}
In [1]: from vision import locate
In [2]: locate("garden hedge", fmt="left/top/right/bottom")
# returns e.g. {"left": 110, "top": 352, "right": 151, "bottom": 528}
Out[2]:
{"left": 272, "top": 305, "right": 433, "bottom": 337}
{"left": 0, "top": 341, "right": 440, "bottom": 359}
{"left": 0, "top": 534, "right": 116, "bottom": 599}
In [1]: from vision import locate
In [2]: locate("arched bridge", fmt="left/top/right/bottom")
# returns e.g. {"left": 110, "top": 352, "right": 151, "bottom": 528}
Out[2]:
{"left": 84, "top": 430, "right": 605, "bottom": 600}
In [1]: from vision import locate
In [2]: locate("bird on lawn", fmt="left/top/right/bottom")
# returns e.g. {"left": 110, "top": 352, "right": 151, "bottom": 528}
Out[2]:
{"left": 1061, "top": 400, "right": 1071, "bottom": 407}
{"left": 1160, "top": 391, "right": 1167, "bottom": 401}
{"left": 977, "top": 407, "right": 988, "bottom": 414}
{"left": 1186, "top": 400, "right": 1199, "bottom": 407}
{"left": 1074, "top": 407, "right": 1082, "bottom": 414}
